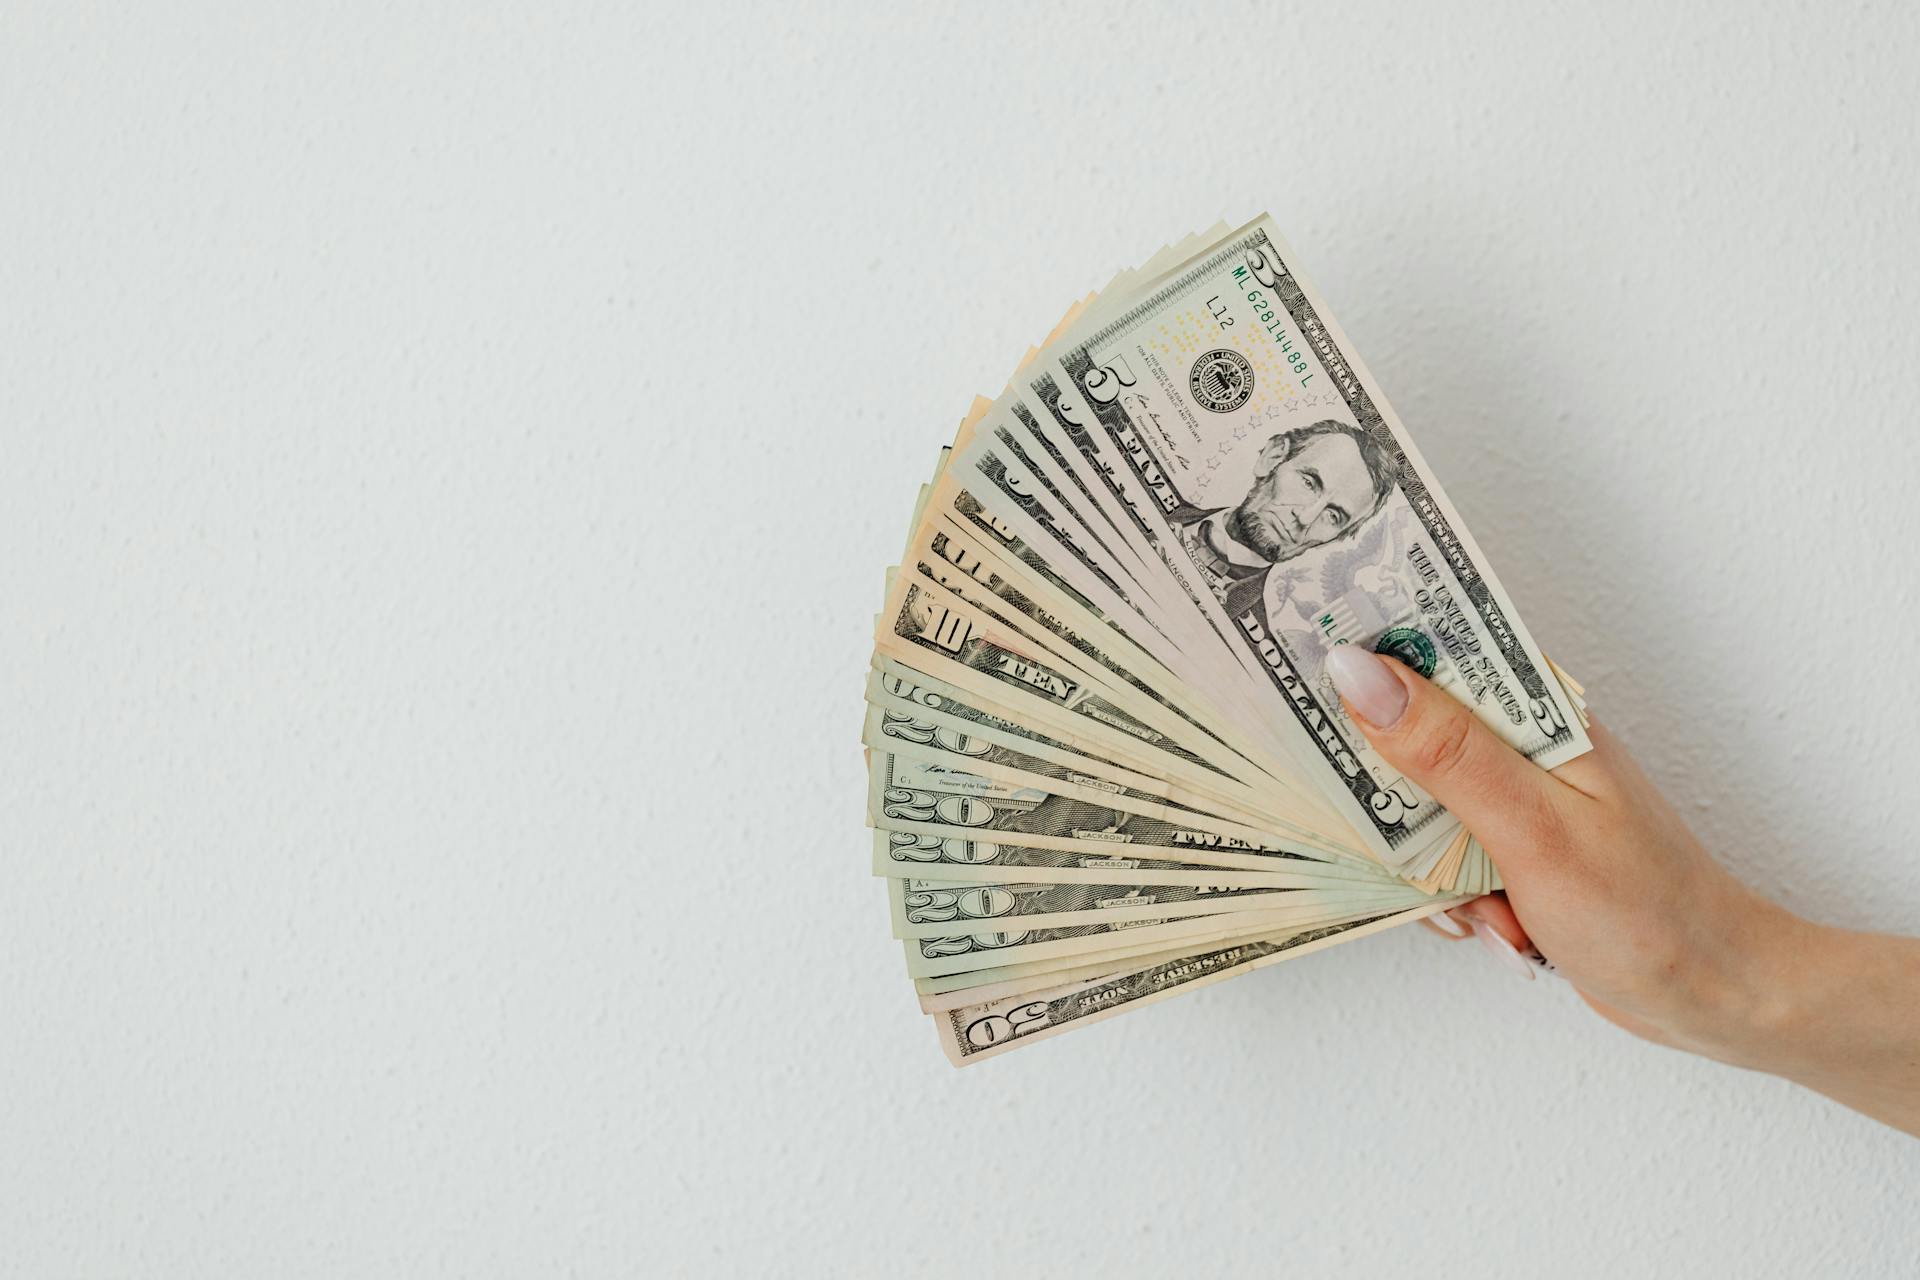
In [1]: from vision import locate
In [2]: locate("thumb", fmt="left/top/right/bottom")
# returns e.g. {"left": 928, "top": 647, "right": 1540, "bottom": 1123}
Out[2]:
{"left": 1323, "top": 645, "right": 1568, "bottom": 861}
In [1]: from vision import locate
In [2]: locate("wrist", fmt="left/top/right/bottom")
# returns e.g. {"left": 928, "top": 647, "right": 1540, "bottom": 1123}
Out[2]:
{"left": 1663, "top": 889, "right": 1819, "bottom": 1074}
{"left": 1653, "top": 891, "right": 1920, "bottom": 1136}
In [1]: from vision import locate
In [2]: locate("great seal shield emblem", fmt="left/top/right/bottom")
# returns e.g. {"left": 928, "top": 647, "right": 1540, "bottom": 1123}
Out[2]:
{"left": 1188, "top": 348, "right": 1254, "bottom": 413}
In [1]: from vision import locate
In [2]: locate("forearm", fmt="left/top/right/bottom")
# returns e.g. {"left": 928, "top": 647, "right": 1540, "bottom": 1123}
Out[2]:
{"left": 1711, "top": 914, "right": 1920, "bottom": 1137}
{"left": 1331, "top": 661, "right": 1919, "bottom": 1135}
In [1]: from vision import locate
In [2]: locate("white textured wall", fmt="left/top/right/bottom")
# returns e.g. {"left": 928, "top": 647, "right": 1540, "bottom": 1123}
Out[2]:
{"left": 4, "top": 3, "right": 1917, "bottom": 1274}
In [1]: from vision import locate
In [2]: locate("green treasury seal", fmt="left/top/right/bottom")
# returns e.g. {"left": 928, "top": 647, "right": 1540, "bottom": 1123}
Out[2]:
{"left": 1373, "top": 626, "right": 1438, "bottom": 678}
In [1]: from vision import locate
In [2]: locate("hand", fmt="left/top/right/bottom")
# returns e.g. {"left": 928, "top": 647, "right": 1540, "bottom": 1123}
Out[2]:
{"left": 1323, "top": 645, "right": 1920, "bottom": 1137}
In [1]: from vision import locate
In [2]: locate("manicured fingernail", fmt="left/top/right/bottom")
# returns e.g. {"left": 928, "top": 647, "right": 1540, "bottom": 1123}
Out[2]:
{"left": 1427, "top": 909, "right": 1470, "bottom": 938}
{"left": 1524, "top": 946, "right": 1561, "bottom": 978}
{"left": 1470, "top": 918, "right": 1536, "bottom": 981}
{"left": 1325, "top": 645, "right": 1409, "bottom": 728}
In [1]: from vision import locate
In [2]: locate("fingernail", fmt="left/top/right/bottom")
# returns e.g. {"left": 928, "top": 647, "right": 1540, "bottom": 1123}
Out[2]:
{"left": 1470, "top": 918, "right": 1536, "bottom": 981}
{"left": 1427, "top": 909, "right": 1470, "bottom": 938}
{"left": 1325, "top": 645, "right": 1409, "bottom": 728}
{"left": 1523, "top": 945, "right": 1561, "bottom": 979}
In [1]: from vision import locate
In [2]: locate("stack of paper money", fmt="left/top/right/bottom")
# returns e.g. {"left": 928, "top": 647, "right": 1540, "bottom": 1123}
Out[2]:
{"left": 867, "top": 217, "right": 1592, "bottom": 1065}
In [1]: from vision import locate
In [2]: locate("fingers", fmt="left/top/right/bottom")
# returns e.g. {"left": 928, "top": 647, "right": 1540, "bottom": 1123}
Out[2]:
{"left": 1417, "top": 894, "right": 1546, "bottom": 983}
{"left": 1325, "top": 646, "right": 1577, "bottom": 872}
{"left": 1449, "top": 894, "right": 1545, "bottom": 981}
{"left": 1451, "top": 894, "right": 1529, "bottom": 952}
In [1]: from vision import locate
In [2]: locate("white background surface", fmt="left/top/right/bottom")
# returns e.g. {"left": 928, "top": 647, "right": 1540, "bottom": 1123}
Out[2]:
{"left": 4, "top": 3, "right": 1918, "bottom": 1274}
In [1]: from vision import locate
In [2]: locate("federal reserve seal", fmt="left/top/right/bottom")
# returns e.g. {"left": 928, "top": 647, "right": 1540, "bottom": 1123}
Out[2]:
{"left": 1188, "top": 348, "right": 1254, "bottom": 413}
{"left": 1373, "top": 626, "right": 1438, "bottom": 678}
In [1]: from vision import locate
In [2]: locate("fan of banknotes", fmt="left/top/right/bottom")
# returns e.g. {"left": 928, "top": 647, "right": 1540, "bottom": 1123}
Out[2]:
{"left": 867, "top": 216, "right": 1592, "bottom": 1065}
